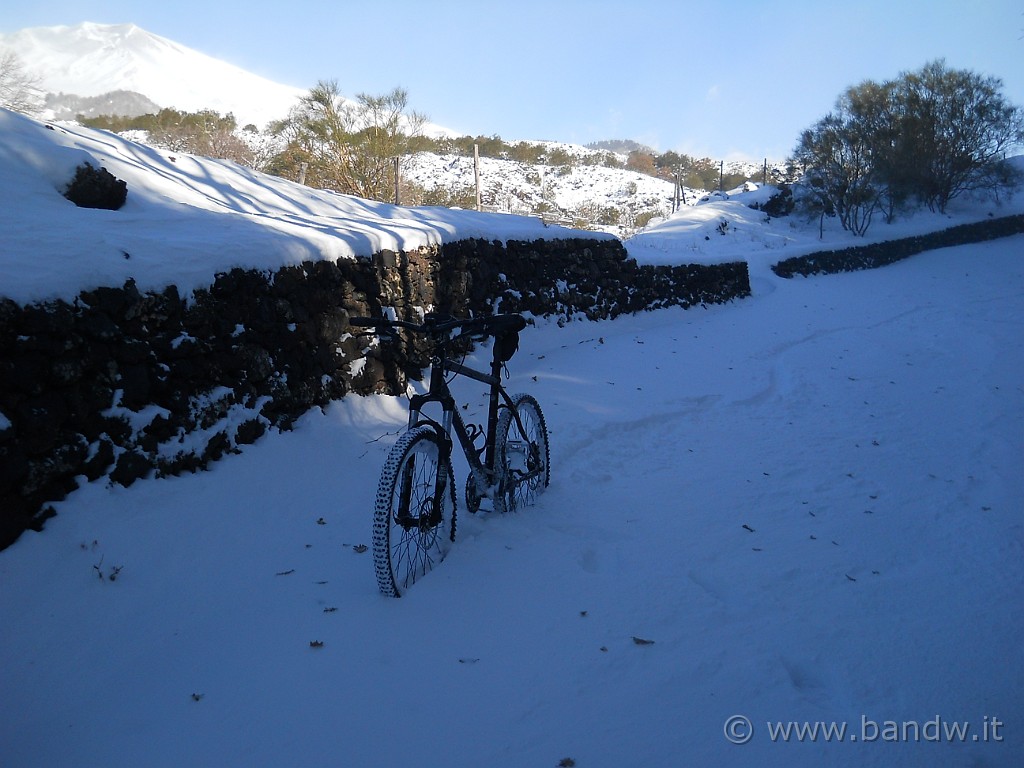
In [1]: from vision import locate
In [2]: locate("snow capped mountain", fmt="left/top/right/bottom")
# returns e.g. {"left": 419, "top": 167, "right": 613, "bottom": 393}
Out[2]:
{"left": 0, "top": 22, "right": 306, "bottom": 129}
{"left": 0, "top": 22, "right": 460, "bottom": 136}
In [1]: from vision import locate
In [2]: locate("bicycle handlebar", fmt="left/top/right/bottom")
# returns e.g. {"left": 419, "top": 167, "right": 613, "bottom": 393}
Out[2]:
{"left": 349, "top": 312, "right": 526, "bottom": 340}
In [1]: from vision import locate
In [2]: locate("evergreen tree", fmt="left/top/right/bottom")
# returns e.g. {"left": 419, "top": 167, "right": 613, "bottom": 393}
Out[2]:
{"left": 270, "top": 80, "right": 426, "bottom": 201}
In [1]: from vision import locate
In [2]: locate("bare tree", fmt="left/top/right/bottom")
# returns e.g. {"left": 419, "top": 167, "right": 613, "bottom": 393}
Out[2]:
{"left": 0, "top": 50, "right": 43, "bottom": 115}
{"left": 794, "top": 117, "right": 881, "bottom": 237}
{"left": 897, "top": 60, "right": 1024, "bottom": 212}
{"left": 793, "top": 60, "right": 1024, "bottom": 235}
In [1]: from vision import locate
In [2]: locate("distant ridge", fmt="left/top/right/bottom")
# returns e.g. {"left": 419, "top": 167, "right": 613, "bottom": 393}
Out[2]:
{"left": 43, "top": 89, "right": 162, "bottom": 120}
{"left": 586, "top": 139, "right": 656, "bottom": 155}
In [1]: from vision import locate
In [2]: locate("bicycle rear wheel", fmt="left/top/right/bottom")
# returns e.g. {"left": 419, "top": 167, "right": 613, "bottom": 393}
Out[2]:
{"left": 493, "top": 394, "right": 550, "bottom": 515}
{"left": 373, "top": 426, "right": 456, "bottom": 597}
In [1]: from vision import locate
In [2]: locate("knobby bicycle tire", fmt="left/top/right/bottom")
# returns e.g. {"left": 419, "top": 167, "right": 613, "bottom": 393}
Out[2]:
{"left": 493, "top": 393, "right": 550, "bottom": 515}
{"left": 373, "top": 426, "right": 457, "bottom": 597}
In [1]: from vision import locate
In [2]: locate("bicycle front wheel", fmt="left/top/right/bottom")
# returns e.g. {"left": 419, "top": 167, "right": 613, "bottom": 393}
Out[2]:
{"left": 373, "top": 426, "right": 457, "bottom": 597}
{"left": 493, "top": 393, "right": 550, "bottom": 515}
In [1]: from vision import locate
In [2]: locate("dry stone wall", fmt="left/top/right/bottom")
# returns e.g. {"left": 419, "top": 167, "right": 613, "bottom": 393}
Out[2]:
{"left": 772, "top": 214, "right": 1024, "bottom": 278}
{"left": 0, "top": 236, "right": 750, "bottom": 548}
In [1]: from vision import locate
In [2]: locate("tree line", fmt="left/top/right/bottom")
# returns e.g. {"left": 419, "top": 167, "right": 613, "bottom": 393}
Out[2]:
{"left": 792, "top": 59, "right": 1023, "bottom": 235}
{"left": 416, "top": 135, "right": 756, "bottom": 191}
{"left": 71, "top": 81, "right": 761, "bottom": 202}
{"left": 84, "top": 108, "right": 260, "bottom": 166}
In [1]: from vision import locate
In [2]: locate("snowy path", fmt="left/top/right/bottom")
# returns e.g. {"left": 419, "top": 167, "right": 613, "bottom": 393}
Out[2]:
{"left": 2, "top": 237, "right": 1022, "bottom": 767}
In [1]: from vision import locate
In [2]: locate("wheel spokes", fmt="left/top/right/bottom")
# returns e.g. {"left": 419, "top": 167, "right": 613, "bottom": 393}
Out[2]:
{"left": 377, "top": 433, "right": 454, "bottom": 595}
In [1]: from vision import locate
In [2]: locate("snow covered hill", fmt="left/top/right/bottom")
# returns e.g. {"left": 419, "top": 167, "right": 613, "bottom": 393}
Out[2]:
{"left": 404, "top": 147, "right": 682, "bottom": 233}
{"left": 0, "top": 108, "right": 598, "bottom": 305}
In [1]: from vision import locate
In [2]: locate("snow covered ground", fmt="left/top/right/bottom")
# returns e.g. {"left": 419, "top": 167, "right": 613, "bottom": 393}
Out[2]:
{"left": 1, "top": 109, "right": 1023, "bottom": 767}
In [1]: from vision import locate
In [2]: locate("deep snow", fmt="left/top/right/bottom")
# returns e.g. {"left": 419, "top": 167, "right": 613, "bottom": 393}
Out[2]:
{"left": 0, "top": 109, "right": 600, "bottom": 306}
{"left": 1, "top": 109, "right": 1023, "bottom": 767}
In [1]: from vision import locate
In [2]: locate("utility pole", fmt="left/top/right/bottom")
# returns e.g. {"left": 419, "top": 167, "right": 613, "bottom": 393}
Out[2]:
{"left": 474, "top": 143, "right": 481, "bottom": 211}
{"left": 393, "top": 156, "right": 400, "bottom": 205}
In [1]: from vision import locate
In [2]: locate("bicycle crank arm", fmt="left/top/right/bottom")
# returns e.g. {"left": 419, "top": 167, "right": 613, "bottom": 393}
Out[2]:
{"left": 507, "top": 466, "right": 544, "bottom": 484}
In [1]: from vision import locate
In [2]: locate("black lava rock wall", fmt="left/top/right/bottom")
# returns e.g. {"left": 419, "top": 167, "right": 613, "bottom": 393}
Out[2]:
{"left": 0, "top": 236, "right": 750, "bottom": 548}
{"left": 771, "top": 214, "right": 1024, "bottom": 278}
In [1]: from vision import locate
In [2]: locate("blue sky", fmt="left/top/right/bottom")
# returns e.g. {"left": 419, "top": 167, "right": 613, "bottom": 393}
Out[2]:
{"left": 3, "top": 1, "right": 1022, "bottom": 161}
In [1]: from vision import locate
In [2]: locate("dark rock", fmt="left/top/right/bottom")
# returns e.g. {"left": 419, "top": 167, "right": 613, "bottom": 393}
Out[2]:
{"left": 16, "top": 392, "right": 69, "bottom": 455}
{"left": 235, "top": 418, "right": 265, "bottom": 445}
{"left": 22, "top": 438, "right": 88, "bottom": 496}
{"left": 63, "top": 163, "right": 128, "bottom": 210}
{"left": 110, "top": 450, "right": 151, "bottom": 487}
{"left": 82, "top": 438, "right": 115, "bottom": 481}
{"left": 202, "top": 431, "right": 231, "bottom": 462}
{"left": 119, "top": 363, "right": 151, "bottom": 409}
{"left": 0, "top": 444, "right": 29, "bottom": 495}
{"left": 79, "top": 308, "right": 121, "bottom": 341}
{"left": 238, "top": 344, "right": 275, "bottom": 382}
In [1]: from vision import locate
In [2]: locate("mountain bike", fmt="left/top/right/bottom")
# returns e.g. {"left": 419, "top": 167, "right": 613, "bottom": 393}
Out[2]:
{"left": 349, "top": 312, "right": 550, "bottom": 597}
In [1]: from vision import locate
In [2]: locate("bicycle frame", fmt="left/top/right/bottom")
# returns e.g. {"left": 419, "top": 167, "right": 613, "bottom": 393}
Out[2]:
{"left": 350, "top": 311, "right": 541, "bottom": 521}
{"left": 408, "top": 342, "right": 516, "bottom": 504}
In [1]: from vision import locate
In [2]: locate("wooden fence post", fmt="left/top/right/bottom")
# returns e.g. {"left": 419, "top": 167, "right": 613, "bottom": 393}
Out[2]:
{"left": 394, "top": 156, "right": 400, "bottom": 205}
{"left": 474, "top": 143, "right": 481, "bottom": 211}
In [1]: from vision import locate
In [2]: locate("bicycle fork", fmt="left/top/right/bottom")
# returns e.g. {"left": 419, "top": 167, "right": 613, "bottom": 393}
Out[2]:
{"left": 394, "top": 407, "right": 453, "bottom": 532}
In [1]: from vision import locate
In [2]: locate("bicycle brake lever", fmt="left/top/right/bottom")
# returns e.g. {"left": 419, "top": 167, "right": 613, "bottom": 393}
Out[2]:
{"left": 352, "top": 328, "right": 398, "bottom": 342}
